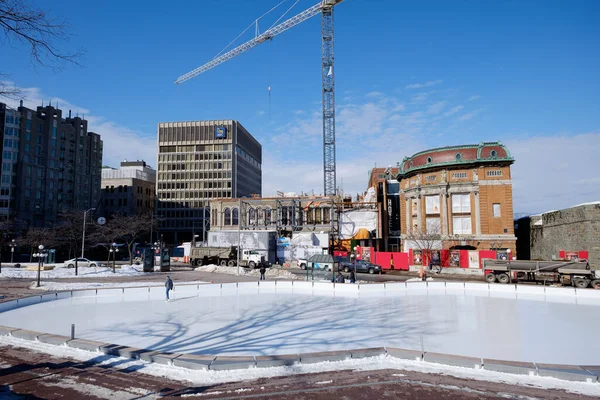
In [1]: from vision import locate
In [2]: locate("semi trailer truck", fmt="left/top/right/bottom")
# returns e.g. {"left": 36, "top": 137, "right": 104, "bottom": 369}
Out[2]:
{"left": 483, "top": 259, "right": 600, "bottom": 289}
{"left": 190, "top": 246, "right": 268, "bottom": 269}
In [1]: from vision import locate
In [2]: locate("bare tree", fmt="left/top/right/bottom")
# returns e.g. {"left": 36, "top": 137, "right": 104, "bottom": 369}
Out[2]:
{"left": 88, "top": 222, "right": 119, "bottom": 265}
{"left": 0, "top": 0, "right": 82, "bottom": 96}
{"left": 405, "top": 220, "right": 443, "bottom": 273}
{"left": 110, "top": 213, "right": 151, "bottom": 265}
{"left": 54, "top": 209, "right": 85, "bottom": 260}
{"left": 22, "top": 227, "right": 52, "bottom": 261}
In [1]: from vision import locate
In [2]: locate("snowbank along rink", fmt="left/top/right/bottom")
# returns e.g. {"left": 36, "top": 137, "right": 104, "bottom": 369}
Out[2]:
{"left": 1, "top": 281, "right": 600, "bottom": 372}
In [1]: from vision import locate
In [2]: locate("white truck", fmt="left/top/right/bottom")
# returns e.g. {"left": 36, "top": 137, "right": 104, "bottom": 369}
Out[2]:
{"left": 190, "top": 245, "right": 268, "bottom": 269}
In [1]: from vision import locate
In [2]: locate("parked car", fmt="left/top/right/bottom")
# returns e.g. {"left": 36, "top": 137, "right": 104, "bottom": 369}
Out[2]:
{"left": 63, "top": 258, "right": 103, "bottom": 268}
{"left": 339, "top": 260, "right": 382, "bottom": 274}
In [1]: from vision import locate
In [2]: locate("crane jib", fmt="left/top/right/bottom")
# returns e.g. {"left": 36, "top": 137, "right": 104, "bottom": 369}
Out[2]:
{"left": 174, "top": 1, "right": 341, "bottom": 84}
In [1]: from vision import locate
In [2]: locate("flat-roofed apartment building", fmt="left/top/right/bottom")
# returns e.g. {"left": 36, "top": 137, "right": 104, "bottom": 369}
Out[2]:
{"left": 156, "top": 120, "right": 262, "bottom": 243}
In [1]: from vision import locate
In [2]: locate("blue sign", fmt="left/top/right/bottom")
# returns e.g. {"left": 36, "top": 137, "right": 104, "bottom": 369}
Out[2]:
{"left": 215, "top": 126, "right": 227, "bottom": 139}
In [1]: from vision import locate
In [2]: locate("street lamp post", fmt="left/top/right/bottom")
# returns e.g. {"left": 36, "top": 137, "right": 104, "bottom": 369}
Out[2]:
{"left": 81, "top": 207, "right": 96, "bottom": 259}
{"left": 109, "top": 242, "right": 119, "bottom": 273}
{"left": 35, "top": 244, "right": 45, "bottom": 287}
{"left": 10, "top": 239, "right": 16, "bottom": 264}
{"left": 507, "top": 248, "right": 512, "bottom": 283}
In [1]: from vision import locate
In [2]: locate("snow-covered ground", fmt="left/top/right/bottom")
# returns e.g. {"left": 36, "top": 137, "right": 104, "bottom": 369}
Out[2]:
{"left": 0, "top": 265, "right": 147, "bottom": 279}
{"left": 195, "top": 265, "right": 299, "bottom": 280}
{"left": 29, "top": 280, "right": 210, "bottom": 291}
{"left": 0, "top": 335, "right": 598, "bottom": 397}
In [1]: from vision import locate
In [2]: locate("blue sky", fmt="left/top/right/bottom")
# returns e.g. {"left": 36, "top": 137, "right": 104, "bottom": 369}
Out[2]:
{"left": 1, "top": 0, "right": 599, "bottom": 213}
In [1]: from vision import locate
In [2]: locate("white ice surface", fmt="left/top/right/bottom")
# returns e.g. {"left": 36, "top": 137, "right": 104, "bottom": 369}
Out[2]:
{"left": 0, "top": 265, "right": 146, "bottom": 279}
{"left": 0, "top": 335, "right": 599, "bottom": 397}
{"left": 1, "top": 286, "right": 600, "bottom": 365}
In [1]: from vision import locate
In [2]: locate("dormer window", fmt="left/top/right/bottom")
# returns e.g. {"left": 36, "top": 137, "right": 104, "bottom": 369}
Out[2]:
{"left": 455, "top": 153, "right": 462, "bottom": 161}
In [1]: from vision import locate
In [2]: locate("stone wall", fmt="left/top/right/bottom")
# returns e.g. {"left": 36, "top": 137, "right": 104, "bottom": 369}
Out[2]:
{"left": 530, "top": 203, "right": 600, "bottom": 267}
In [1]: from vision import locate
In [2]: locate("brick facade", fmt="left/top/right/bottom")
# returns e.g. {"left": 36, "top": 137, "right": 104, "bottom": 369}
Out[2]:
{"left": 398, "top": 143, "right": 516, "bottom": 254}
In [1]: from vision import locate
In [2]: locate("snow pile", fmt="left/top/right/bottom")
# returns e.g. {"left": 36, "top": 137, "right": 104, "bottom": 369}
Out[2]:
{"left": 29, "top": 280, "right": 209, "bottom": 291}
{"left": 194, "top": 265, "right": 298, "bottom": 280}
{"left": 0, "top": 265, "right": 147, "bottom": 279}
{"left": 0, "top": 335, "right": 599, "bottom": 397}
{"left": 406, "top": 277, "right": 434, "bottom": 282}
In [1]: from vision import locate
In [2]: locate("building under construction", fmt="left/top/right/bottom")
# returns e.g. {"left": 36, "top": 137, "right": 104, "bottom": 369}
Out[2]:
{"left": 208, "top": 194, "right": 379, "bottom": 259}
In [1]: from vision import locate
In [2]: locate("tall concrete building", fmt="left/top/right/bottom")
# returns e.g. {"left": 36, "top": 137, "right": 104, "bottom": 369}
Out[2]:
{"left": 156, "top": 120, "right": 262, "bottom": 243}
{"left": 0, "top": 102, "right": 103, "bottom": 228}
{"left": 101, "top": 160, "right": 156, "bottom": 216}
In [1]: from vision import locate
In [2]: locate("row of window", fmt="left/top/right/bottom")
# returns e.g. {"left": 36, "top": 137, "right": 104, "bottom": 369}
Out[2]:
{"left": 159, "top": 189, "right": 232, "bottom": 200}
{"left": 235, "top": 146, "right": 260, "bottom": 169}
{"left": 212, "top": 206, "right": 333, "bottom": 227}
{"left": 159, "top": 161, "right": 232, "bottom": 172}
{"left": 157, "top": 171, "right": 233, "bottom": 181}
{"left": 158, "top": 151, "right": 231, "bottom": 163}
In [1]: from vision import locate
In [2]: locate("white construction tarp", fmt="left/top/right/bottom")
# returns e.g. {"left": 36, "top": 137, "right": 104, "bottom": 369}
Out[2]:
{"left": 340, "top": 209, "right": 378, "bottom": 239}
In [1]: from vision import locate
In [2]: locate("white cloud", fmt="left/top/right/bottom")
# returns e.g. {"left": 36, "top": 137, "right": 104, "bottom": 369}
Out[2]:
{"left": 427, "top": 101, "right": 448, "bottom": 115}
{"left": 442, "top": 105, "right": 464, "bottom": 117}
{"left": 405, "top": 80, "right": 443, "bottom": 90}
{"left": 506, "top": 132, "right": 600, "bottom": 213}
{"left": 410, "top": 92, "right": 430, "bottom": 104}
{"left": 1, "top": 83, "right": 157, "bottom": 168}
{"left": 457, "top": 108, "right": 484, "bottom": 121}
{"left": 257, "top": 110, "right": 266, "bottom": 116}
{"left": 294, "top": 110, "right": 304, "bottom": 115}
{"left": 468, "top": 95, "right": 481, "bottom": 101}
{"left": 366, "top": 91, "right": 385, "bottom": 98}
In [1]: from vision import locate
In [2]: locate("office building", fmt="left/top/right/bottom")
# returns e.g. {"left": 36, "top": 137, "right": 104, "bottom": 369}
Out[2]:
{"left": 101, "top": 160, "right": 156, "bottom": 216}
{"left": 0, "top": 101, "right": 103, "bottom": 228}
{"left": 156, "top": 120, "right": 262, "bottom": 243}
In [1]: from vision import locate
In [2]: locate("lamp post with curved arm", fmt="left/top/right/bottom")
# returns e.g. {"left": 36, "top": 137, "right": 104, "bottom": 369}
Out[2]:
{"left": 81, "top": 207, "right": 96, "bottom": 258}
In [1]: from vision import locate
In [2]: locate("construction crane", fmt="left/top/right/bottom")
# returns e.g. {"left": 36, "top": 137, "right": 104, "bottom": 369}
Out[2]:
{"left": 175, "top": 0, "right": 344, "bottom": 197}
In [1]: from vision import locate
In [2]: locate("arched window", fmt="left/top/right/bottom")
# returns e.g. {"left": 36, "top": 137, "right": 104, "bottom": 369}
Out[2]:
{"left": 307, "top": 207, "right": 314, "bottom": 224}
{"left": 256, "top": 208, "right": 263, "bottom": 225}
{"left": 232, "top": 208, "right": 239, "bottom": 225}
{"left": 264, "top": 207, "right": 272, "bottom": 225}
{"left": 315, "top": 207, "right": 322, "bottom": 224}
{"left": 322, "top": 207, "right": 330, "bottom": 224}
{"left": 224, "top": 208, "right": 231, "bottom": 226}
{"left": 281, "top": 206, "right": 288, "bottom": 225}
{"left": 212, "top": 208, "right": 217, "bottom": 226}
{"left": 248, "top": 208, "right": 256, "bottom": 225}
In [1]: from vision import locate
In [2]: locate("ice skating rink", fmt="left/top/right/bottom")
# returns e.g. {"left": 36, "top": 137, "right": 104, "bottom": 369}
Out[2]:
{"left": 2, "top": 282, "right": 599, "bottom": 365}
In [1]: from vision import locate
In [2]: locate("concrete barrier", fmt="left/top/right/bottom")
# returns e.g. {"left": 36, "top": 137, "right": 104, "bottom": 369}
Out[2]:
{"left": 66, "top": 338, "right": 106, "bottom": 352}
{"left": 536, "top": 363, "right": 597, "bottom": 383}
{"left": 55, "top": 291, "right": 71, "bottom": 301}
{"left": 386, "top": 347, "right": 423, "bottom": 361}
{"left": 483, "top": 358, "right": 537, "bottom": 375}
{"left": 426, "top": 282, "right": 446, "bottom": 292}
{"left": 350, "top": 347, "right": 386, "bottom": 359}
{"left": 0, "top": 300, "right": 18, "bottom": 313}
{"left": 173, "top": 354, "right": 216, "bottom": 370}
{"left": 255, "top": 354, "right": 300, "bottom": 368}
{"left": 423, "top": 352, "right": 482, "bottom": 369}
{"left": 358, "top": 283, "right": 386, "bottom": 293}
{"left": 445, "top": 282, "right": 465, "bottom": 292}
{"left": 11, "top": 328, "right": 42, "bottom": 341}
{"left": 464, "top": 282, "right": 488, "bottom": 293}
{"left": 275, "top": 280, "right": 294, "bottom": 290}
{"left": 299, "top": 350, "right": 351, "bottom": 364}
{"left": 16, "top": 296, "right": 40, "bottom": 308}
{"left": 37, "top": 333, "right": 69, "bottom": 346}
{"left": 0, "top": 325, "right": 20, "bottom": 336}
{"left": 210, "top": 356, "right": 256, "bottom": 370}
